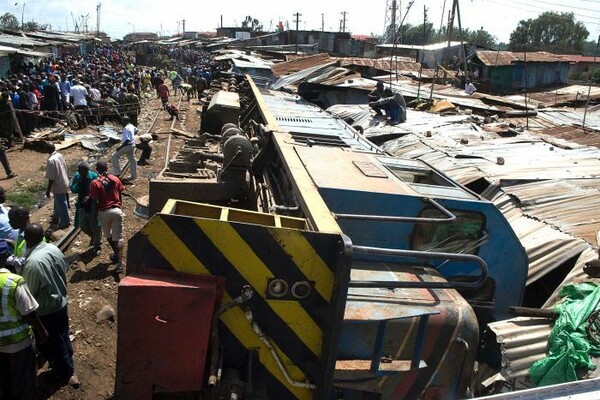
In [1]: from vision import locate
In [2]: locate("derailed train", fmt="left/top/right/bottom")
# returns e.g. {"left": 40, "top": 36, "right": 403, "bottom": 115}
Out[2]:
{"left": 115, "top": 77, "right": 528, "bottom": 399}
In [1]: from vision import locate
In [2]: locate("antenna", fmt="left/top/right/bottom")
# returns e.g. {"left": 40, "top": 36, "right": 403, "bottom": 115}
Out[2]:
{"left": 293, "top": 12, "right": 301, "bottom": 54}
{"left": 340, "top": 11, "right": 348, "bottom": 33}
{"left": 96, "top": 3, "right": 101, "bottom": 35}
{"left": 383, "top": 0, "right": 400, "bottom": 43}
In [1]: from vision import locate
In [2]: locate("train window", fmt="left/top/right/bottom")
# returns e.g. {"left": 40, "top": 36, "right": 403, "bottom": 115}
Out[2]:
{"left": 385, "top": 165, "right": 453, "bottom": 187}
{"left": 412, "top": 209, "right": 486, "bottom": 254}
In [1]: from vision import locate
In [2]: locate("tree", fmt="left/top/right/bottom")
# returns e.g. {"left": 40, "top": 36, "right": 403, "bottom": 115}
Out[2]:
{"left": 466, "top": 28, "right": 497, "bottom": 49}
{"left": 403, "top": 22, "right": 435, "bottom": 45}
{"left": 241, "top": 16, "right": 263, "bottom": 32}
{"left": 508, "top": 12, "right": 589, "bottom": 53}
{"left": 0, "top": 13, "right": 20, "bottom": 30}
{"left": 22, "top": 21, "right": 48, "bottom": 31}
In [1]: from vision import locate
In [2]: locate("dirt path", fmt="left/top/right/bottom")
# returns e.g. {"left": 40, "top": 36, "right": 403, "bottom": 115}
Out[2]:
{"left": 14, "top": 88, "right": 201, "bottom": 399}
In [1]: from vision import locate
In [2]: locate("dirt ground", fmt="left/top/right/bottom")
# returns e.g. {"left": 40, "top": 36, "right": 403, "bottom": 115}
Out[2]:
{"left": 6, "top": 87, "right": 200, "bottom": 399}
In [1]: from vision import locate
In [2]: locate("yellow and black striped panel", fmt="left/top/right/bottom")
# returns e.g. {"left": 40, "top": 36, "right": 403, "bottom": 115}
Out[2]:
{"left": 127, "top": 213, "right": 351, "bottom": 399}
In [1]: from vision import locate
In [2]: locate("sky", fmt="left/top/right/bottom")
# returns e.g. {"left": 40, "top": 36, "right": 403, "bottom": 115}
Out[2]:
{"left": 1, "top": 0, "right": 600, "bottom": 44}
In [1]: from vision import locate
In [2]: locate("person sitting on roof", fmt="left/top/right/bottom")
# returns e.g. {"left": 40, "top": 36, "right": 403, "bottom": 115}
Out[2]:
{"left": 369, "top": 88, "right": 407, "bottom": 125}
{"left": 368, "top": 81, "right": 385, "bottom": 116}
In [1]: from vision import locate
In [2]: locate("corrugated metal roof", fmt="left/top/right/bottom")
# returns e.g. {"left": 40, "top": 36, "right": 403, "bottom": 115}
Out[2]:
{"left": 489, "top": 316, "right": 553, "bottom": 379}
{"left": 337, "top": 57, "right": 421, "bottom": 71}
{"left": 271, "top": 53, "right": 331, "bottom": 77}
{"left": 526, "top": 85, "right": 600, "bottom": 106}
{"left": 377, "top": 41, "right": 462, "bottom": 50}
{"left": 476, "top": 51, "right": 566, "bottom": 66}
{"left": 555, "top": 54, "right": 600, "bottom": 63}
{"left": 0, "top": 34, "right": 48, "bottom": 48}
{"left": 0, "top": 44, "right": 51, "bottom": 58}
{"left": 270, "top": 62, "right": 343, "bottom": 90}
{"left": 488, "top": 248, "right": 599, "bottom": 381}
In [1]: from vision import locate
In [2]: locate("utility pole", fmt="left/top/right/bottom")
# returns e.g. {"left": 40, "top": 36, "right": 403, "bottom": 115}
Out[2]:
{"left": 182, "top": 19, "right": 186, "bottom": 34}
{"left": 417, "top": 5, "right": 427, "bottom": 99}
{"left": 521, "top": 26, "right": 530, "bottom": 130}
{"left": 96, "top": 3, "right": 101, "bottom": 35}
{"left": 293, "top": 12, "right": 301, "bottom": 54}
{"left": 340, "top": 11, "right": 347, "bottom": 33}
{"left": 321, "top": 13, "right": 324, "bottom": 32}
{"left": 582, "top": 34, "right": 599, "bottom": 129}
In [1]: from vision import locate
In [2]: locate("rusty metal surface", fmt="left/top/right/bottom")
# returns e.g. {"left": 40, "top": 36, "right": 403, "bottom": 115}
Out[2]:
{"left": 270, "top": 62, "right": 340, "bottom": 90}
{"left": 271, "top": 53, "right": 332, "bottom": 76}
{"left": 476, "top": 51, "right": 566, "bottom": 66}
{"left": 337, "top": 57, "right": 422, "bottom": 72}
{"left": 526, "top": 85, "right": 600, "bottom": 106}
{"left": 488, "top": 248, "right": 600, "bottom": 382}
{"left": 488, "top": 317, "right": 553, "bottom": 379}
{"left": 537, "top": 125, "right": 600, "bottom": 147}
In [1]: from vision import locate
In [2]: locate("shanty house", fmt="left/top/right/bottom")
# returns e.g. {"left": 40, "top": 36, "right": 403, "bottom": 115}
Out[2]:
{"left": 376, "top": 42, "right": 464, "bottom": 68}
{"left": 555, "top": 54, "right": 599, "bottom": 80}
{"left": 473, "top": 50, "right": 568, "bottom": 94}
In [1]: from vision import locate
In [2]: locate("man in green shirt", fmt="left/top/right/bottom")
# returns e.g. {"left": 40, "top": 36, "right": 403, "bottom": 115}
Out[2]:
{"left": 21, "top": 224, "right": 78, "bottom": 386}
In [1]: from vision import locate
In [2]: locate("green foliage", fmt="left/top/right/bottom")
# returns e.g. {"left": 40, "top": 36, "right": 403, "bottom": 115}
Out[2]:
{"left": 241, "top": 16, "right": 263, "bottom": 32}
{"left": 0, "top": 13, "right": 20, "bottom": 30}
{"left": 6, "top": 181, "right": 47, "bottom": 210}
{"left": 22, "top": 21, "right": 48, "bottom": 31}
{"left": 382, "top": 22, "right": 497, "bottom": 48}
{"left": 591, "top": 68, "right": 600, "bottom": 84}
{"left": 508, "top": 12, "right": 589, "bottom": 53}
{"left": 403, "top": 22, "right": 435, "bottom": 45}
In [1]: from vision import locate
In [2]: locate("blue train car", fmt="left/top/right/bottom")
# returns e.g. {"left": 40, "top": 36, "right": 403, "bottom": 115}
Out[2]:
{"left": 118, "top": 77, "right": 528, "bottom": 399}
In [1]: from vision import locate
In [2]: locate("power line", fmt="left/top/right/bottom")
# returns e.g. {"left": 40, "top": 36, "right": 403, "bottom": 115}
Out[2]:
{"left": 485, "top": 0, "right": 600, "bottom": 23}
{"left": 528, "top": 0, "right": 600, "bottom": 12}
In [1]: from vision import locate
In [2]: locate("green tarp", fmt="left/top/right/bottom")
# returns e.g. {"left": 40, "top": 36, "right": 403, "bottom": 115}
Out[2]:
{"left": 530, "top": 282, "right": 600, "bottom": 386}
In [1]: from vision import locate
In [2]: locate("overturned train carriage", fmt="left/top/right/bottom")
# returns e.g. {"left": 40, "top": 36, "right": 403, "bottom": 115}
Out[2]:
{"left": 115, "top": 77, "right": 528, "bottom": 399}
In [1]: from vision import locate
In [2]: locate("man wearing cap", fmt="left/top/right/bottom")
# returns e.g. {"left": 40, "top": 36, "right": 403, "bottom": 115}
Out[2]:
{"left": 0, "top": 239, "right": 49, "bottom": 400}
{"left": 45, "top": 143, "right": 71, "bottom": 229}
{"left": 70, "top": 162, "right": 101, "bottom": 255}
{"left": 90, "top": 161, "right": 125, "bottom": 274}
{"left": 111, "top": 116, "right": 137, "bottom": 183}
{"left": 21, "top": 224, "right": 78, "bottom": 387}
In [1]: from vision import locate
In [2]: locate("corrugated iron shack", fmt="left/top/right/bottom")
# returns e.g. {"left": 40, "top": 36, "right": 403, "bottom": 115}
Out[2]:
{"left": 473, "top": 51, "right": 569, "bottom": 94}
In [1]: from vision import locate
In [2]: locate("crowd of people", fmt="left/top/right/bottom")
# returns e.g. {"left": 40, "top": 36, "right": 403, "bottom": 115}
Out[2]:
{"left": 0, "top": 42, "right": 231, "bottom": 398}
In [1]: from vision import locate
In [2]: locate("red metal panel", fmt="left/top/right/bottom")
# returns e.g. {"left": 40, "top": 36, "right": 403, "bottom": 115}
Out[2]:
{"left": 115, "top": 273, "right": 221, "bottom": 399}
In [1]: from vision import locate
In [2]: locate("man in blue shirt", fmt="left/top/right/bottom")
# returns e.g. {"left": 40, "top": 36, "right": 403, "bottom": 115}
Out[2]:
{"left": 0, "top": 186, "right": 18, "bottom": 244}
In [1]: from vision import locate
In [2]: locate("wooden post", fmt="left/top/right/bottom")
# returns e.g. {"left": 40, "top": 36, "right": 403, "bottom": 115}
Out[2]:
{"left": 7, "top": 100, "right": 24, "bottom": 142}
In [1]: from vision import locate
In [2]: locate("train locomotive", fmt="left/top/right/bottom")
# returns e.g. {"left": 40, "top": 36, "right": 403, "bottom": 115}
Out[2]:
{"left": 115, "top": 76, "right": 528, "bottom": 399}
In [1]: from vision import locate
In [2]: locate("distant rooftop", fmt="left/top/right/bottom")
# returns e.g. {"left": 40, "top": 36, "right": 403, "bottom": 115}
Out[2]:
{"left": 476, "top": 50, "right": 567, "bottom": 66}
{"left": 377, "top": 41, "right": 463, "bottom": 50}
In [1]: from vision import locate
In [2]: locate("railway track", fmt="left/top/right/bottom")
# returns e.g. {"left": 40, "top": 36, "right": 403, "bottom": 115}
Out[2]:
{"left": 58, "top": 93, "right": 189, "bottom": 254}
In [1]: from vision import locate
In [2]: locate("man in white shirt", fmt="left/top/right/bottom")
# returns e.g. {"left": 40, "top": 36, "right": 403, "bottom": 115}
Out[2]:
{"left": 111, "top": 116, "right": 137, "bottom": 183}
{"left": 69, "top": 79, "right": 89, "bottom": 129}
{"left": 45, "top": 143, "right": 71, "bottom": 229}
